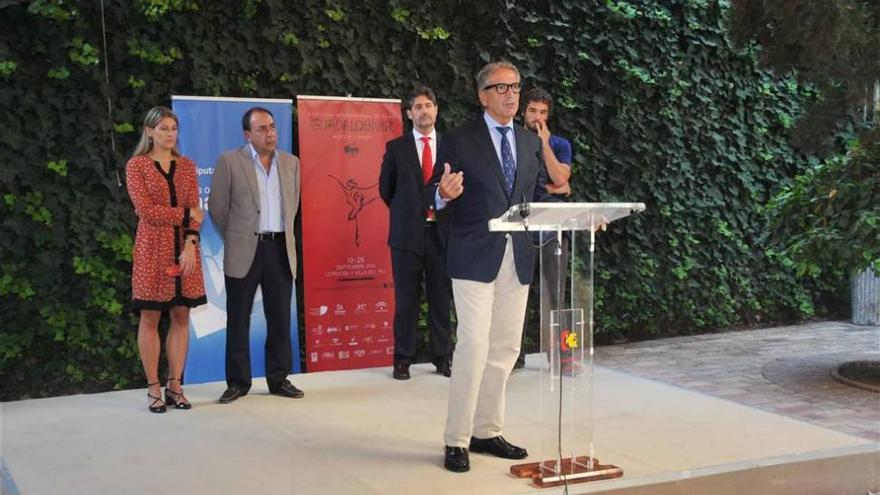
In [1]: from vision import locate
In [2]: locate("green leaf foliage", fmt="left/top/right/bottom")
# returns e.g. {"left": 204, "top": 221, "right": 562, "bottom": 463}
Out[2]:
{"left": 729, "top": 0, "right": 880, "bottom": 153}
{"left": 0, "top": 60, "right": 16, "bottom": 75}
{"left": 69, "top": 37, "right": 100, "bottom": 66}
{"left": 0, "top": 0, "right": 840, "bottom": 399}
{"left": 47, "top": 159, "right": 69, "bottom": 176}
{"left": 764, "top": 129, "right": 880, "bottom": 279}
{"left": 47, "top": 66, "right": 70, "bottom": 80}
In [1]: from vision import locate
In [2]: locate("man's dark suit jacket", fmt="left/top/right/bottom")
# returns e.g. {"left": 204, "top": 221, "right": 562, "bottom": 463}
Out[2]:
{"left": 379, "top": 132, "right": 447, "bottom": 252}
{"left": 427, "top": 117, "right": 549, "bottom": 284}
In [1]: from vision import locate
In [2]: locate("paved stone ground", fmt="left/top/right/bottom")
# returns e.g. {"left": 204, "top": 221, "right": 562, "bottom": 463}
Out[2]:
{"left": 593, "top": 321, "right": 880, "bottom": 442}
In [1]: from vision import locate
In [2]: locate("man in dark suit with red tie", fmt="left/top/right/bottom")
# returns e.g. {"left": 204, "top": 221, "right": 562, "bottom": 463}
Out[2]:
{"left": 427, "top": 62, "right": 551, "bottom": 472}
{"left": 379, "top": 86, "right": 453, "bottom": 381}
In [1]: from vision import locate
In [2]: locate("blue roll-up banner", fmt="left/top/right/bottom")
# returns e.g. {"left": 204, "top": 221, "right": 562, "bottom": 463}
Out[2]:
{"left": 172, "top": 95, "right": 301, "bottom": 384}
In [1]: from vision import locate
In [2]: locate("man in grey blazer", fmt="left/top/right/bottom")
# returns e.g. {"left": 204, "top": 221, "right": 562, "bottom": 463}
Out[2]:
{"left": 208, "top": 107, "right": 304, "bottom": 403}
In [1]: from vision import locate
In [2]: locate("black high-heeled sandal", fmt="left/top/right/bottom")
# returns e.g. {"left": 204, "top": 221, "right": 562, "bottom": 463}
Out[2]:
{"left": 147, "top": 382, "right": 167, "bottom": 413}
{"left": 165, "top": 377, "right": 192, "bottom": 410}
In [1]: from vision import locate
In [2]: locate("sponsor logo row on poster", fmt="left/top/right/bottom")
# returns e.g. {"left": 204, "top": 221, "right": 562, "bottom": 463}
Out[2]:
{"left": 308, "top": 301, "right": 389, "bottom": 317}
{"left": 307, "top": 301, "right": 394, "bottom": 365}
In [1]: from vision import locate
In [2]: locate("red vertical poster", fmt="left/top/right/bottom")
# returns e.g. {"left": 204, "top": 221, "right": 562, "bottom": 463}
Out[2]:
{"left": 297, "top": 96, "right": 402, "bottom": 371}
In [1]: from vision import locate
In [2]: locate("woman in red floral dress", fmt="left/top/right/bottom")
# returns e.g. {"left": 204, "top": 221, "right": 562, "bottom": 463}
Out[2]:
{"left": 126, "top": 106, "right": 206, "bottom": 413}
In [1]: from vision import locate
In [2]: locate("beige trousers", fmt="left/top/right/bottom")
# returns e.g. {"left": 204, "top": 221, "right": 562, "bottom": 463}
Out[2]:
{"left": 443, "top": 238, "right": 530, "bottom": 447}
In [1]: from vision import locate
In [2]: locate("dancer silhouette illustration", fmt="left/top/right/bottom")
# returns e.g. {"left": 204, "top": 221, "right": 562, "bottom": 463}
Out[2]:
{"left": 329, "top": 174, "right": 379, "bottom": 247}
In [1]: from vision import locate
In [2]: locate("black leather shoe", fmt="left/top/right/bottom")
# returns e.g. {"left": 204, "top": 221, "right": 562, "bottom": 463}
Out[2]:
{"left": 444, "top": 446, "right": 470, "bottom": 472}
{"left": 393, "top": 362, "right": 410, "bottom": 380}
{"left": 468, "top": 436, "right": 528, "bottom": 459}
{"left": 218, "top": 387, "right": 247, "bottom": 404}
{"left": 270, "top": 379, "right": 304, "bottom": 399}
{"left": 433, "top": 355, "right": 452, "bottom": 377}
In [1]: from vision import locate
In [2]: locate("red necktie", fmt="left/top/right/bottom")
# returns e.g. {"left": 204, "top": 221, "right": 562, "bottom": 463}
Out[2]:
{"left": 420, "top": 136, "right": 433, "bottom": 184}
{"left": 420, "top": 136, "right": 435, "bottom": 220}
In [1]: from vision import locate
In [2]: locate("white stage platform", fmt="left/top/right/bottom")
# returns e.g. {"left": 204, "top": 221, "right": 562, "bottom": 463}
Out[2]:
{"left": 2, "top": 357, "right": 877, "bottom": 495}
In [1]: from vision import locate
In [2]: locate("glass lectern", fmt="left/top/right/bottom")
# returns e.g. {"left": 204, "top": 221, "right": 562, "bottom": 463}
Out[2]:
{"left": 489, "top": 202, "right": 645, "bottom": 488}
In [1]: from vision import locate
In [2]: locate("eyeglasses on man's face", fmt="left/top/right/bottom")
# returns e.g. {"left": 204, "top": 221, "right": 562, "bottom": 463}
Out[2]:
{"left": 481, "top": 82, "right": 522, "bottom": 94}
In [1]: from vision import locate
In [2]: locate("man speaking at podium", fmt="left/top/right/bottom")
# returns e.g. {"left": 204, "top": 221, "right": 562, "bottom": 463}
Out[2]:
{"left": 428, "top": 61, "right": 550, "bottom": 473}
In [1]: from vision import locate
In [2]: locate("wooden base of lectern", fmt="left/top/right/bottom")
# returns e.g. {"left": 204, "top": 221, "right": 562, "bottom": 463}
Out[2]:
{"left": 510, "top": 456, "right": 623, "bottom": 488}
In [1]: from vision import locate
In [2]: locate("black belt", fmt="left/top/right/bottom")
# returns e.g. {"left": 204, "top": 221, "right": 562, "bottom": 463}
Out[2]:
{"left": 256, "top": 231, "right": 285, "bottom": 241}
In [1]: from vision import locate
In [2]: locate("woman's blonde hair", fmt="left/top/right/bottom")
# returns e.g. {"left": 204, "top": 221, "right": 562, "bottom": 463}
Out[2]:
{"left": 132, "top": 106, "right": 181, "bottom": 157}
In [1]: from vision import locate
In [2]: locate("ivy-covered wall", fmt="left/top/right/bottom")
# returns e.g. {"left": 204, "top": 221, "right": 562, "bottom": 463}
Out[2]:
{"left": 0, "top": 0, "right": 830, "bottom": 399}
